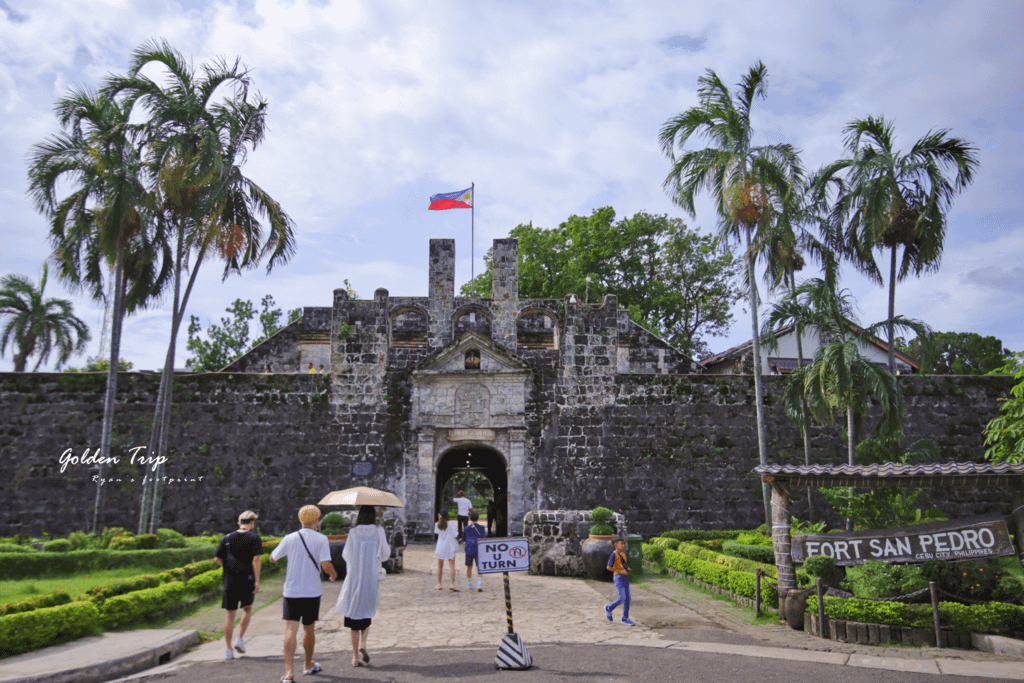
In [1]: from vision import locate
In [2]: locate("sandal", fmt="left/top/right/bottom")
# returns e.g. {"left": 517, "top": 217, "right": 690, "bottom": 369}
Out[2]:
{"left": 303, "top": 662, "right": 322, "bottom": 675}
{"left": 449, "top": 585, "right": 459, "bottom": 592}
{"left": 351, "top": 658, "right": 361, "bottom": 667}
{"left": 436, "top": 584, "right": 442, "bottom": 590}
{"left": 360, "top": 647, "right": 370, "bottom": 663}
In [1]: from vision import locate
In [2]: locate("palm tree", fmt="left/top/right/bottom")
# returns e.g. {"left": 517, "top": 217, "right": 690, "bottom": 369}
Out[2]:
{"left": 0, "top": 265, "right": 90, "bottom": 371}
{"left": 27, "top": 88, "right": 169, "bottom": 533}
{"left": 764, "top": 275, "right": 922, "bottom": 467}
{"left": 812, "top": 116, "right": 978, "bottom": 374}
{"left": 106, "top": 40, "right": 296, "bottom": 532}
{"left": 660, "top": 61, "right": 802, "bottom": 531}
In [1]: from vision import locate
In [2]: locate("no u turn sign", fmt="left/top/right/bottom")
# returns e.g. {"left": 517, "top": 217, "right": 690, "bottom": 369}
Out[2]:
{"left": 478, "top": 537, "right": 530, "bottom": 574}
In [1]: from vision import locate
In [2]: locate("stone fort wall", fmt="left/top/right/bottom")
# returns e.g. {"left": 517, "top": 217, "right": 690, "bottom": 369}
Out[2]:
{"left": 0, "top": 371, "right": 1012, "bottom": 539}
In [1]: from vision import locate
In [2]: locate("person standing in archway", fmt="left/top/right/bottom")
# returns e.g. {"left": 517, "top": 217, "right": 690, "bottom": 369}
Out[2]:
{"left": 453, "top": 490, "right": 472, "bottom": 542}
{"left": 486, "top": 498, "right": 496, "bottom": 536}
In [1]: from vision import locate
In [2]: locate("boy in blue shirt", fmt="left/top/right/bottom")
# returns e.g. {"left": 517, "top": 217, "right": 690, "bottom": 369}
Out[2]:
{"left": 464, "top": 510, "right": 487, "bottom": 591}
{"left": 604, "top": 537, "right": 635, "bottom": 625}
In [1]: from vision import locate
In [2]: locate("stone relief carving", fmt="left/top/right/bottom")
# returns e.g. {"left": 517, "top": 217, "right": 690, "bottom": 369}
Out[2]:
{"left": 456, "top": 383, "right": 489, "bottom": 427}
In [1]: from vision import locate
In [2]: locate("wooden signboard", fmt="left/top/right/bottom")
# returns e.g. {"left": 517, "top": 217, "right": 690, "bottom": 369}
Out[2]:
{"left": 792, "top": 515, "right": 1016, "bottom": 566}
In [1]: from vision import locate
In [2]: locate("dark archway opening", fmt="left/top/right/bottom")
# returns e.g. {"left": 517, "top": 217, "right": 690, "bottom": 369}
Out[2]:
{"left": 435, "top": 446, "right": 508, "bottom": 538}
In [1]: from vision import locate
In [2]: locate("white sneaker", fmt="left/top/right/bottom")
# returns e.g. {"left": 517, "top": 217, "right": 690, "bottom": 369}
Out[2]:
{"left": 234, "top": 637, "right": 246, "bottom": 654}
{"left": 224, "top": 648, "right": 234, "bottom": 660}
{"left": 477, "top": 580, "right": 483, "bottom": 591}
{"left": 467, "top": 580, "right": 473, "bottom": 588}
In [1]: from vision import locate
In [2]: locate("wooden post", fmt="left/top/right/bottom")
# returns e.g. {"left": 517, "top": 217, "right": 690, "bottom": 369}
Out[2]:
{"left": 929, "top": 581, "right": 942, "bottom": 648}
{"left": 816, "top": 577, "right": 828, "bottom": 639}
{"left": 755, "top": 569, "right": 762, "bottom": 616}
{"left": 1010, "top": 493, "right": 1024, "bottom": 576}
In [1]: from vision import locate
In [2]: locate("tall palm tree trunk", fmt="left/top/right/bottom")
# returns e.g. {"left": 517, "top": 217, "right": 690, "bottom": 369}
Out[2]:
{"left": 887, "top": 246, "right": 898, "bottom": 375}
{"left": 791, "top": 270, "right": 814, "bottom": 522}
{"left": 846, "top": 405, "right": 856, "bottom": 531}
{"left": 93, "top": 249, "right": 126, "bottom": 534}
{"left": 745, "top": 225, "right": 772, "bottom": 532}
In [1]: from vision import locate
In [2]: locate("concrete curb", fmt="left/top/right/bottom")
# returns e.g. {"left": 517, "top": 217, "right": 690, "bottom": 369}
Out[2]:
{"left": 0, "top": 630, "right": 199, "bottom": 683}
{"left": 972, "top": 633, "right": 1024, "bottom": 660}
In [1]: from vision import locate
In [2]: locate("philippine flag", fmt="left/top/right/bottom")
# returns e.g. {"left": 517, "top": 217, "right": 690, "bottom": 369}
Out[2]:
{"left": 429, "top": 187, "right": 473, "bottom": 210}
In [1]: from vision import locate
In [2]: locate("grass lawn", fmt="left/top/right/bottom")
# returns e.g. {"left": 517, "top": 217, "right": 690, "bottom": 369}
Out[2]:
{"left": 0, "top": 567, "right": 172, "bottom": 604}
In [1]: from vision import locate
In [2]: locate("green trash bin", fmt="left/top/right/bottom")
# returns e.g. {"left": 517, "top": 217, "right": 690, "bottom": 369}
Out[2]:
{"left": 626, "top": 533, "right": 643, "bottom": 579}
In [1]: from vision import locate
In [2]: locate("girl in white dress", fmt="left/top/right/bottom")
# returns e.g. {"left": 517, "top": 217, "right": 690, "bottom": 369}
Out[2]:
{"left": 335, "top": 506, "right": 390, "bottom": 667}
{"left": 434, "top": 509, "right": 459, "bottom": 591}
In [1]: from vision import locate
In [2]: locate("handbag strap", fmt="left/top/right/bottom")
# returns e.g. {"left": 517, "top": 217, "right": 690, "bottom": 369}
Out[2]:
{"left": 296, "top": 529, "right": 321, "bottom": 572}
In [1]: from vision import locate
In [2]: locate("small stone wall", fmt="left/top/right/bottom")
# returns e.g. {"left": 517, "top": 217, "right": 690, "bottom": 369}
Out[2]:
{"left": 525, "top": 509, "right": 627, "bottom": 576}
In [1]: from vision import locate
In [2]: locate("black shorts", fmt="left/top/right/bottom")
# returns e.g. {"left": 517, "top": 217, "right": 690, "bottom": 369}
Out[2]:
{"left": 464, "top": 549, "right": 479, "bottom": 567}
{"left": 222, "top": 581, "right": 255, "bottom": 611}
{"left": 344, "top": 616, "right": 371, "bottom": 631}
{"left": 282, "top": 596, "right": 321, "bottom": 625}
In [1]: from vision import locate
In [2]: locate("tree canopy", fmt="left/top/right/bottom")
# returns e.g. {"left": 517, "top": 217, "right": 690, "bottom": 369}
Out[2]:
{"left": 186, "top": 294, "right": 300, "bottom": 372}
{"left": 460, "top": 208, "right": 743, "bottom": 358}
{"left": 899, "top": 331, "right": 1013, "bottom": 375}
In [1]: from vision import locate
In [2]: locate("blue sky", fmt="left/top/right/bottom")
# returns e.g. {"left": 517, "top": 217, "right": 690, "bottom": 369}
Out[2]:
{"left": 1, "top": 0, "right": 1022, "bottom": 371}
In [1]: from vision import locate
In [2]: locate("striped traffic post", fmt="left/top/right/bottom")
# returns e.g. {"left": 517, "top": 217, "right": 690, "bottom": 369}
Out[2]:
{"left": 479, "top": 537, "right": 533, "bottom": 670}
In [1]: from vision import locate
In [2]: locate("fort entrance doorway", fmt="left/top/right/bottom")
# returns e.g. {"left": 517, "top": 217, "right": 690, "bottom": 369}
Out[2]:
{"left": 435, "top": 446, "right": 508, "bottom": 537}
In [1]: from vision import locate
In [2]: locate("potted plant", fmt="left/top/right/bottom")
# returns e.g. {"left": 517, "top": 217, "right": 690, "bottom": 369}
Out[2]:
{"left": 321, "top": 512, "right": 350, "bottom": 543}
{"left": 581, "top": 507, "right": 617, "bottom": 581}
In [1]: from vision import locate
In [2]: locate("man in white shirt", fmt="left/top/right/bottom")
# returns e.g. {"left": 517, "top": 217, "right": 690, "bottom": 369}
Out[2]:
{"left": 453, "top": 490, "right": 472, "bottom": 542}
{"left": 270, "top": 505, "right": 337, "bottom": 682}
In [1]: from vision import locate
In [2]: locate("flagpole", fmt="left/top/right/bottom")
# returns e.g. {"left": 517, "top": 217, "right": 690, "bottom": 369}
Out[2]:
{"left": 471, "top": 182, "right": 475, "bottom": 282}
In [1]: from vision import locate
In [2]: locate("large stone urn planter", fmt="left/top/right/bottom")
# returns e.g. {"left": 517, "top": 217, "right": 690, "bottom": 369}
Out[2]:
{"left": 581, "top": 535, "right": 617, "bottom": 581}
{"left": 782, "top": 587, "right": 815, "bottom": 630}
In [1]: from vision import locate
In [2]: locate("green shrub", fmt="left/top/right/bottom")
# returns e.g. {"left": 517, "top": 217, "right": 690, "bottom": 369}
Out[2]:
{"left": 0, "top": 591, "right": 71, "bottom": 617}
{"left": 155, "top": 528, "right": 187, "bottom": 549}
{"left": 939, "top": 601, "right": 1024, "bottom": 633}
{"left": 0, "top": 547, "right": 218, "bottom": 580}
{"left": 642, "top": 543, "right": 665, "bottom": 564}
{"left": 589, "top": 507, "right": 615, "bottom": 536}
{"left": 100, "top": 527, "right": 128, "bottom": 548}
{"left": 922, "top": 558, "right": 1024, "bottom": 605}
{"left": 67, "top": 531, "right": 101, "bottom": 551}
{"left": 802, "top": 555, "right": 836, "bottom": 580}
{"left": 651, "top": 537, "right": 681, "bottom": 551}
{"left": 722, "top": 540, "right": 775, "bottom": 564}
{"left": 0, "top": 544, "right": 36, "bottom": 553}
{"left": 99, "top": 582, "right": 186, "bottom": 629}
{"left": 78, "top": 575, "right": 164, "bottom": 606}
{"left": 661, "top": 529, "right": 742, "bottom": 542}
{"left": 42, "top": 539, "right": 72, "bottom": 553}
{"left": 185, "top": 568, "right": 223, "bottom": 595}
{"left": 823, "top": 596, "right": 931, "bottom": 629}
{"left": 662, "top": 547, "right": 779, "bottom": 607}
{"left": 135, "top": 534, "right": 158, "bottom": 550}
{"left": 0, "top": 601, "right": 100, "bottom": 656}
{"left": 321, "top": 513, "right": 349, "bottom": 535}
{"left": 735, "top": 532, "right": 772, "bottom": 547}
{"left": 845, "top": 561, "right": 928, "bottom": 599}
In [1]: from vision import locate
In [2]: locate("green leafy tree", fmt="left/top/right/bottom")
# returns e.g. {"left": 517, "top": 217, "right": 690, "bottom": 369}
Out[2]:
{"left": 984, "top": 352, "right": 1024, "bottom": 464}
{"left": 901, "top": 331, "right": 1012, "bottom": 375}
{"left": 64, "top": 357, "right": 133, "bottom": 372}
{"left": 0, "top": 265, "right": 90, "bottom": 371}
{"left": 462, "top": 210, "right": 742, "bottom": 358}
{"left": 812, "top": 116, "right": 979, "bottom": 375}
{"left": 186, "top": 295, "right": 300, "bottom": 371}
{"left": 659, "top": 61, "right": 802, "bottom": 530}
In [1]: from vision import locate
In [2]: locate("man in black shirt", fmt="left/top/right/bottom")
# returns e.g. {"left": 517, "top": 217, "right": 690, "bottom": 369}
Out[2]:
{"left": 214, "top": 510, "right": 263, "bottom": 659}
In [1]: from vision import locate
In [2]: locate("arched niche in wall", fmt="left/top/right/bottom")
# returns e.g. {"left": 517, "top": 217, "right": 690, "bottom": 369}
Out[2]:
{"left": 391, "top": 306, "right": 429, "bottom": 348}
{"left": 517, "top": 308, "right": 558, "bottom": 350}
{"left": 453, "top": 305, "right": 492, "bottom": 338}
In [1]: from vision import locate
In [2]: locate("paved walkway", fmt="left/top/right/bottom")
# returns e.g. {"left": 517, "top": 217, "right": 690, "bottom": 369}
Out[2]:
{"left": 1, "top": 544, "right": 1022, "bottom": 682}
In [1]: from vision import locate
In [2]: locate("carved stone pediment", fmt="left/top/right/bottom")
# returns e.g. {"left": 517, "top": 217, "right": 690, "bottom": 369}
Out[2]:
{"left": 411, "top": 329, "right": 531, "bottom": 374}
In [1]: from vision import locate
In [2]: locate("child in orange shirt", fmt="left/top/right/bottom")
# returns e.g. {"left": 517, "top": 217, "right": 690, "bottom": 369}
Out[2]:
{"left": 604, "top": 537, "right": 634, "bottom": 625}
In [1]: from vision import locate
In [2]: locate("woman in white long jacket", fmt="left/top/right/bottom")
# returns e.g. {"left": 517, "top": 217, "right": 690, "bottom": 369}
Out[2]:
{"left": 335, "top": 505, "right": 390, "bottom": 667}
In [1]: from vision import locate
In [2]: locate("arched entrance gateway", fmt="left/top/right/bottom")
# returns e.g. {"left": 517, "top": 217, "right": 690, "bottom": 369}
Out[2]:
{"left": 435, "top": 446, "right": 509, "bottom": 537}
{"left": 406, "top": 328, "right": 533, "bottom": 539}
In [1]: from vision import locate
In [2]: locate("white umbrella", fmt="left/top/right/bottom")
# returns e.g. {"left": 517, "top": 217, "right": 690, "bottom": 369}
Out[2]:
{"left": 318, "top": 486, "right": 405, "bottom": 508}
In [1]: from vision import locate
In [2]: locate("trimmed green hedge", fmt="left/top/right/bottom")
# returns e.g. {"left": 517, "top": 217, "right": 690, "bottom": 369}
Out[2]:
{"left": 79, "top": 575, "right": 165, "bottom": 606}
{"left": 99, "top": 582, "right": 187, "bottom": 629}
{"left": 722, "top": 540, "right": 775, "bottom": 564}
{"left": 663, "top": 546, "right": 780, "bottom": 608}
{"left": 0, "top": 601, "right": 100, "bottom": 657}
{"left": 0, "top": 547, "right": 216, "bottom": 580}
{"left": 0, "top": 591, "right": 71, "bottom": 617}
{"left": 185, "top": 568, "right": 223, "bottom": 595}
{"left": 661, "top": 529, "right": 742, "bottom": 542}
{"left": 642, "top": 543, "right": 665, "bottom": 564}
{"left": 650, "top": 537, "right": 681, "bottom": 551}
{"left": 821, "top": 596, "right": 1024, "bottom": 634}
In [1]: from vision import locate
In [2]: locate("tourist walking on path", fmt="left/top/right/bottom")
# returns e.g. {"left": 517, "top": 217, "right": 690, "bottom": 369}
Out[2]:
{"left": 453, "top": 490, "right": 472, "bottom": 541}
{"left": 335, "top": 505, "right": 391, "bottom": 667}
{"left": 605, "top": 536, "right": 635, "bottom": 626}
{"left": 214, "top": 510, "right": 263, "bottom": 659}
{"left": 464, "top": 509, "right": 486, "bottom": 591}
{"left": 270, "top": 505, "right": 338, "bottom": 682}
{"left": 434, "top": 509, "right": 459, "bottom": 591}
